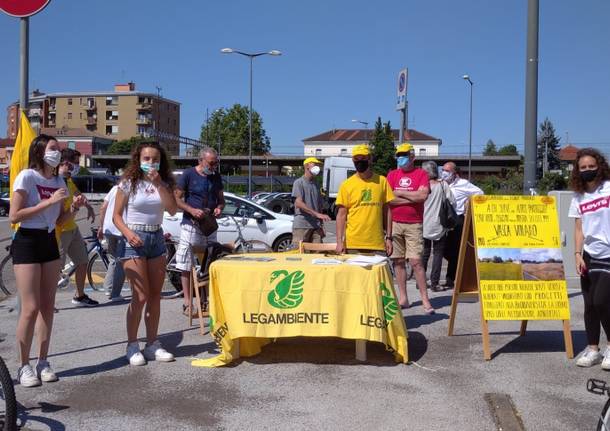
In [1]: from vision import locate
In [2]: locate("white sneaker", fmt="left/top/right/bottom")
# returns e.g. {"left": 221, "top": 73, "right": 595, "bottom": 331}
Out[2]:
{"left": 126, "top": 342, "right": 146, "bottom": 366}
{"left": 143, "top": 340, "right": 175, "bottom": 362}
{"left": 601, "top": 347, "right": 610, "bottom": 370}
{"left": 18, "top": 364, "right": 41, "bottom": 387}
{"left": 35, "top": 360, "right": 58, "bottom": 382}
{"left": 576, "top": 347, "right": 603, "bottom": 367}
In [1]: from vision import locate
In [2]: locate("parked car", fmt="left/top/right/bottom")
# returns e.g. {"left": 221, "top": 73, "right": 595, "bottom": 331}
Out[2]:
{"left": 0, "top": 192, "right": 9, "bottom": 217}
{"left": 70, "top": 175, "right": 119, "bottom": 201}
{"left": 260, "top": 192, "right": 294, "bottom": 215}
{"left": 162, "top": 192, "right": 293, "bottom": 252}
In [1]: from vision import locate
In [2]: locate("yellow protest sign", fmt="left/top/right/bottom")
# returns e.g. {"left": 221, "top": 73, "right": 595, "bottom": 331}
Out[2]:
{"left": 448, "top": 195, "right": 573, "bottom": 361}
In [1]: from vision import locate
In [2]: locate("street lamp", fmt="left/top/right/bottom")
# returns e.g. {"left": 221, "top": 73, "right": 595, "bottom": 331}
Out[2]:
{"left": 221, "top": 47, "right": 282, "bottom": 197}
{"left": 462, "top": 74, "right": 473, "bottom": 181}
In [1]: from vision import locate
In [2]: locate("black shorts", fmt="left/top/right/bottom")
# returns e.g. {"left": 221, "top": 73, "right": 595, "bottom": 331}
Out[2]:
{"left": 11, "top": 228, "right": 60, "bottom": 264}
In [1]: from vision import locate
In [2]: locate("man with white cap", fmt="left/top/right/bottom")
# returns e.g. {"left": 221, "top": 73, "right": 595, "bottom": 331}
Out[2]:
{"left": 291, "top": 157, "right": 331, "bottom": 246}
{"left": 387, "top": 143, "right": 433, "bottom": 313}
{"left": 335, "top": 144, "right": 394, "bottom": 255}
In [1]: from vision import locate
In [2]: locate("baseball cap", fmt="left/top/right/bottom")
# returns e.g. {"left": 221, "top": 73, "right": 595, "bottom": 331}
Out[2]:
{"left": 352, "top": 144, "right": 371, "bottom": 157}
{"left": 395, "top": 143, "right": 414, "bottom": 154}
{"left": 303, "top": 157, "right": 322, "bottom": 165}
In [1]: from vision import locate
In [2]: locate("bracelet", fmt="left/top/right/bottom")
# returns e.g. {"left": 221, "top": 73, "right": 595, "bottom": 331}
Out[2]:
{"left": 385, "top": 235, "right": 393, "bottom": 240}
{"left": 574, "top": 251, "right": 582, "bottom": 255}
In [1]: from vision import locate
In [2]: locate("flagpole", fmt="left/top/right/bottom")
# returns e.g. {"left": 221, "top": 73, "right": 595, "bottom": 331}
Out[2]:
{"left": 20, "top": 17, "right": 29, "bottom": 121}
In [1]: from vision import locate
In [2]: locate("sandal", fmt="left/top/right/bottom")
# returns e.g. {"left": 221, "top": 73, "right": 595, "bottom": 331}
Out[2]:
{"left": 423, "top": 306, "right": 435, "bottom": 315}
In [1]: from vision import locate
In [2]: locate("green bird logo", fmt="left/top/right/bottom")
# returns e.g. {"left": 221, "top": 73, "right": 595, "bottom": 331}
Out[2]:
{"left": 267, "top": 270, "right": 305, "bottom": 309}
{"left": 360, "top": 189, "right": 373, "bottom": 202}
{"left": 380, "top": 282, "right": 398, "bottom": 322}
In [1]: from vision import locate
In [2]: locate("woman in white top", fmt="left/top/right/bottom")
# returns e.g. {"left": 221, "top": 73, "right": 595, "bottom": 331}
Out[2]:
{"left": 568, "top": 148, "right": 610, "bottom": 368}
{"left": 9, "top": 134, "right": 83, "bottom": 387}
{"left": 113, "top": 141, "right": 177, "bottom": 366}
{"left": 420, "top": 161, "right": 456, "bottom": 291}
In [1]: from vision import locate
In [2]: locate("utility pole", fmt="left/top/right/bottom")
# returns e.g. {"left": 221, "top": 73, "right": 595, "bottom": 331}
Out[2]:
{"left": 20, "top": 18, "right": 29, "bottom": 120}
{"left": 523, "top": 0, "right": 539, "bottom": 193}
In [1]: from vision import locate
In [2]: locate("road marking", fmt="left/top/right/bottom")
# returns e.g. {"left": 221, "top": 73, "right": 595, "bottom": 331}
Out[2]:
{"left": 485, "top": 393, "right": 525, "bottom": 431}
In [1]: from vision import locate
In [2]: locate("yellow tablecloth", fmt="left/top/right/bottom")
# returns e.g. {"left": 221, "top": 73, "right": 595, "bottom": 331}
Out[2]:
{"left": 191, "top": 253, "right": 409, "bottom": 367}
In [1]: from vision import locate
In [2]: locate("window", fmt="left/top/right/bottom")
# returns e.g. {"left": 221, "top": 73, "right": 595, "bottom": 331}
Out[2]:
{"left": 79, "top": 97, "right": 83, "bottom": 105}
{"left": 105, "top": 125, "right": 119, "bottom": 135}
{"left": 340, "top": 148, "right": 348, "bottom": 156}
{"left": 315, "top": 149, "right": 322, "bottom": 156}
{"left": 419, "top": 148, "right": 426, "bottom": 156}
{"left": 67, "top": 113, "right": 72, "bottom": 120}
{"left": 106, "top": 111, "right": 119, "bottom": 121}
{"left": 105, "top": 96, "right": 118, "bottom": 106}
{"left": 68, "top": 98, "right": 73, "bottom": 105}
{"left": 137, "top": 125, "right": 148, "bottom": 135}
{"left": 79, "top": 113, "right": 83, "bottom": 120}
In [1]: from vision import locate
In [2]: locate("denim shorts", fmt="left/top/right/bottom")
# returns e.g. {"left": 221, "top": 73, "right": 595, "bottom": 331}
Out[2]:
{"left": 118, "top": 229, "right": 166, "bottom": 260}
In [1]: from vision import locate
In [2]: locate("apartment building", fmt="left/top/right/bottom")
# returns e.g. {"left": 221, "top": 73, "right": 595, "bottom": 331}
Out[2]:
{"left": 6, "top": 83, "right": 181, "bottom": 155}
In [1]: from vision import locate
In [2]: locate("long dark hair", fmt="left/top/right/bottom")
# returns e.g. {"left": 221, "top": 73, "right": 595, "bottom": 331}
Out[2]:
{"left": 121, "top": 140, "right": 174, "bottom": 195}
{"left": 570, "top": 148, "right": 610, "bottom": 194}
{"left": 28, "top": 134, "right": 58, "bottom": 175}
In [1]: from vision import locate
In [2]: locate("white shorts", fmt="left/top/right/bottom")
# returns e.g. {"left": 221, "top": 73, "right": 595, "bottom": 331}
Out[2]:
{"left": 175, "top": 223, "right": 218, "bottom": 271}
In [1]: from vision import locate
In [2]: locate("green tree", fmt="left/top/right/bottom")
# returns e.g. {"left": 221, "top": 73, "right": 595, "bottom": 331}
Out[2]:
{"left": 483, "top": 139, "right": 498, "bottom": 156}
{"left": 369, "top": 117, "right": 396, "bottom": 175}
{"left": 200, "top": 104, "right": 270, "bottom": 156}
{"left": 537, "top": 118, "right": 561, "bottom": 178}
{"left": 107, "top": 136, "right": 147, "bottom": 155}
{"left": 537, "top": 172, "right": 568, "bottom": 194}
{"left": 497, "top": 144, "right": 519, "bottom": 156}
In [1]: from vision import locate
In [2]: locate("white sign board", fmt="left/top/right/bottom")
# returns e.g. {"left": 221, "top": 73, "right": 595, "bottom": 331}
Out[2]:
{"left": 396, "top": 68, "right": 408, "bottom": 111}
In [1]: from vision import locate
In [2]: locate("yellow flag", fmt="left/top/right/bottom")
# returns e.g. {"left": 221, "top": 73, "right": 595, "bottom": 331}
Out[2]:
{"left": 9, "top": 110, "right": 36, "bottom": 230}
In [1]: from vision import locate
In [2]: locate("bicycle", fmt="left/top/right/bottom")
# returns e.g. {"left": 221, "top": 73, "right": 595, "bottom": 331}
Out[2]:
{"left": 588, "top": 378, "right": 610, "bottom": 430}
{"left": 224, "top": 214, "right": 273, "bottom": 253}
{"left": 0, "top": 353, "right": 17, "bottom": 431}
{"left": 0, "top": 227, "right": 111, "bottom": 296}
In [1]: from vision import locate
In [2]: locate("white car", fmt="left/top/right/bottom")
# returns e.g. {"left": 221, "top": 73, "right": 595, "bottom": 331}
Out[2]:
{"left": 162, "top": 192, "right": 294, "bottom": 252}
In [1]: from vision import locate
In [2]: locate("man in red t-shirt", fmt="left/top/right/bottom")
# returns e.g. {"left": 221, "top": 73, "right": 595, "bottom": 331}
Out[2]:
{"left": 387, "top": 143, "right": 434, "bottom": 314}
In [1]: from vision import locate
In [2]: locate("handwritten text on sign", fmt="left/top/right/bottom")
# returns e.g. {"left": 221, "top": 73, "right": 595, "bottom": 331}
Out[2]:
{"left": 472, "top": 196, "right": 560, "bottom": 248}
{"left": 480, "top": 280, "right": 570, "bottom": 320}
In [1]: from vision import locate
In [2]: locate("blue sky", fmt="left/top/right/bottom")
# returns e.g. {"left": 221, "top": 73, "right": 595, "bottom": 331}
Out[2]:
{"left": 1, "top": 0, "right": 609, "bottom": 156}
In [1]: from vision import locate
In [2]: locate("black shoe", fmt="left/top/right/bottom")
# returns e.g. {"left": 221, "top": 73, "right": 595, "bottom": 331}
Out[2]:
{"left": 71, "top": 295, "right": 99, "bottom": 307}
{"left": 431, "top": 285, "right": 443, "bottom": 292}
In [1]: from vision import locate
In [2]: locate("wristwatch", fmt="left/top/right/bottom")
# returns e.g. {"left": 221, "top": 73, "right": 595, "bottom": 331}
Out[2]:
{"left": 385, "top": 235, "right": 393, "bottom": 240}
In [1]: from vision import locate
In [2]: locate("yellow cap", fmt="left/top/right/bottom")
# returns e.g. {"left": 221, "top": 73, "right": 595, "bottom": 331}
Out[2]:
{"left": 396, "top": 143, "right": 414, "bottom": 154}
{"left": 352, "top": 144, "right": 371, "bottom": 157}
{"left": 303, "top": 157, "right": 322, "bottom": 165}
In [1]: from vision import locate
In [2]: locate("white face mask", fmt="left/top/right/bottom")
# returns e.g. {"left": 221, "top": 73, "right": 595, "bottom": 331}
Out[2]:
{"left": 43, "top": 150, "right": 61, "bottom": 168}
{"left": 441, "top": 170, "right": 454, "bottom": 182}
{"left": 309, "top": 165, "right": 321, "bottom": 176}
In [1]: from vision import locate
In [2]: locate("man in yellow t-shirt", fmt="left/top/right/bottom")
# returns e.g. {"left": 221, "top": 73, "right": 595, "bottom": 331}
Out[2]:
{"left": 335, "top": 144, "right": 394, "bottom": 254}
{"left": 57, "top": 149, "right": 98, "bottom": 307}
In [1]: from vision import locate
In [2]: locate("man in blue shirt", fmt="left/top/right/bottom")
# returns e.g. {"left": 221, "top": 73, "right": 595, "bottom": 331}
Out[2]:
{"left": 175, "top": 147, "right": 224, "bottom": 316}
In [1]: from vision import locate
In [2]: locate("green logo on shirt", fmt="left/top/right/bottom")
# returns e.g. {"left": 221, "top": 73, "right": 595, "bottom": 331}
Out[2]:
{"left": 360, "top": 189, "right": 373, "bottom": 202}
{"left": 267, "top": 270, "right": 305, "bottom": 309}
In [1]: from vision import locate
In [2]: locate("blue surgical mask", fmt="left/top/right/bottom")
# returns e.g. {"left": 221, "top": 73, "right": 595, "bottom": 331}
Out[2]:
{"left": 397, "top": 156, "right": 410, "bottom": 168}
{"left": 203, "top": 166, "right": 214, "bottom": 175}
{"left": 441, "top": 171, "right": 454, "bottom": 182}
{"left": 140, "top": 162, "right": 160, "bottom": 174}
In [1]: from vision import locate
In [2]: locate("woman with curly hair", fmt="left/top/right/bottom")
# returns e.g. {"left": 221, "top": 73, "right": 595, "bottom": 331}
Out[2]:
{"left": 568, "top": 148, "right": 610, "bottom": 368}
{"left": 113, "top": 141, "right": 177, "bottom": 366}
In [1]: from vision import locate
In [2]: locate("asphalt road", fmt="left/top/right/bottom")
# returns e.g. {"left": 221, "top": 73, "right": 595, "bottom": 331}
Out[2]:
{"left": 0, "top": 208, "right": 605, "bottom": 430}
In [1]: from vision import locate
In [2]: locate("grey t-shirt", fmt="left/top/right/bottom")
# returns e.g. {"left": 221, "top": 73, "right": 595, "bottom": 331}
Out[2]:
{"left": 292, "top": 176, "right": 323, "bottom": 229}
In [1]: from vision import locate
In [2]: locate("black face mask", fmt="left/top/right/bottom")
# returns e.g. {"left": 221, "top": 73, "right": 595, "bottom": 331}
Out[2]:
{"left": 580, "top": 169, "right": 598, "bottom": 183}
{"left": 354, "top": 160, "right": 369, "bottom": 173}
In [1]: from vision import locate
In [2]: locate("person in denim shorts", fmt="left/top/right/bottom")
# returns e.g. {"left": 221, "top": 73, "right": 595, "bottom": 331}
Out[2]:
{"left": 113, "top": 141, "right": 178, "bottom": 367}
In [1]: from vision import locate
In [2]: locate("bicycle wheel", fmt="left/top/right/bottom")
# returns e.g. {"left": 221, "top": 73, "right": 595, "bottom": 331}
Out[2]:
{"left": 598, "top": 397, "right": 610, "bottom": 431}
{"left": 0, "top": 253, "right": 14, "bottom": 297}
{"left": 0, "top": 355, "right": 17, "bottom": 431}
{"left": 87, "top": 252, "right": 109, "bottom": 291}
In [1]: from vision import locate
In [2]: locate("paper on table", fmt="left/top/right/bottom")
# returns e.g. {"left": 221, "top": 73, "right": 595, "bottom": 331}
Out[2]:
{"left": 311, "top": 258, "right": 343, "bottom": 265}
{"left": 345, "top": 255, "right": 388, "bottom": 266}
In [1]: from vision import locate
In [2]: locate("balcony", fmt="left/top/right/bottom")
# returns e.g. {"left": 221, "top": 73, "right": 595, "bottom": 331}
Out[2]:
{"left": 137, "top": 102, "right": 152, "bottom": 110}
{"left": 137, "top": 117, "right": 152, "bottom": 125}
{"left": 48, "top": 105, "right": 56, "bottom": 112}
{"left": 29, "top": 108, "right": 43, "bottom": 118}
{"left": 85, "top": 103, "right": 96, "bottom": 111}
{"left": 86, "top": 116, "right": 97, "bottom": 125}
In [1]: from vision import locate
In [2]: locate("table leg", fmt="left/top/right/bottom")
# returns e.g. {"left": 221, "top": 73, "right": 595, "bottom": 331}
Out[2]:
{"left": 355, "top": 339, "right": 367, "bottom": 361}
{"left": 233, "top": 339, "right": 240, "bottom": 359}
